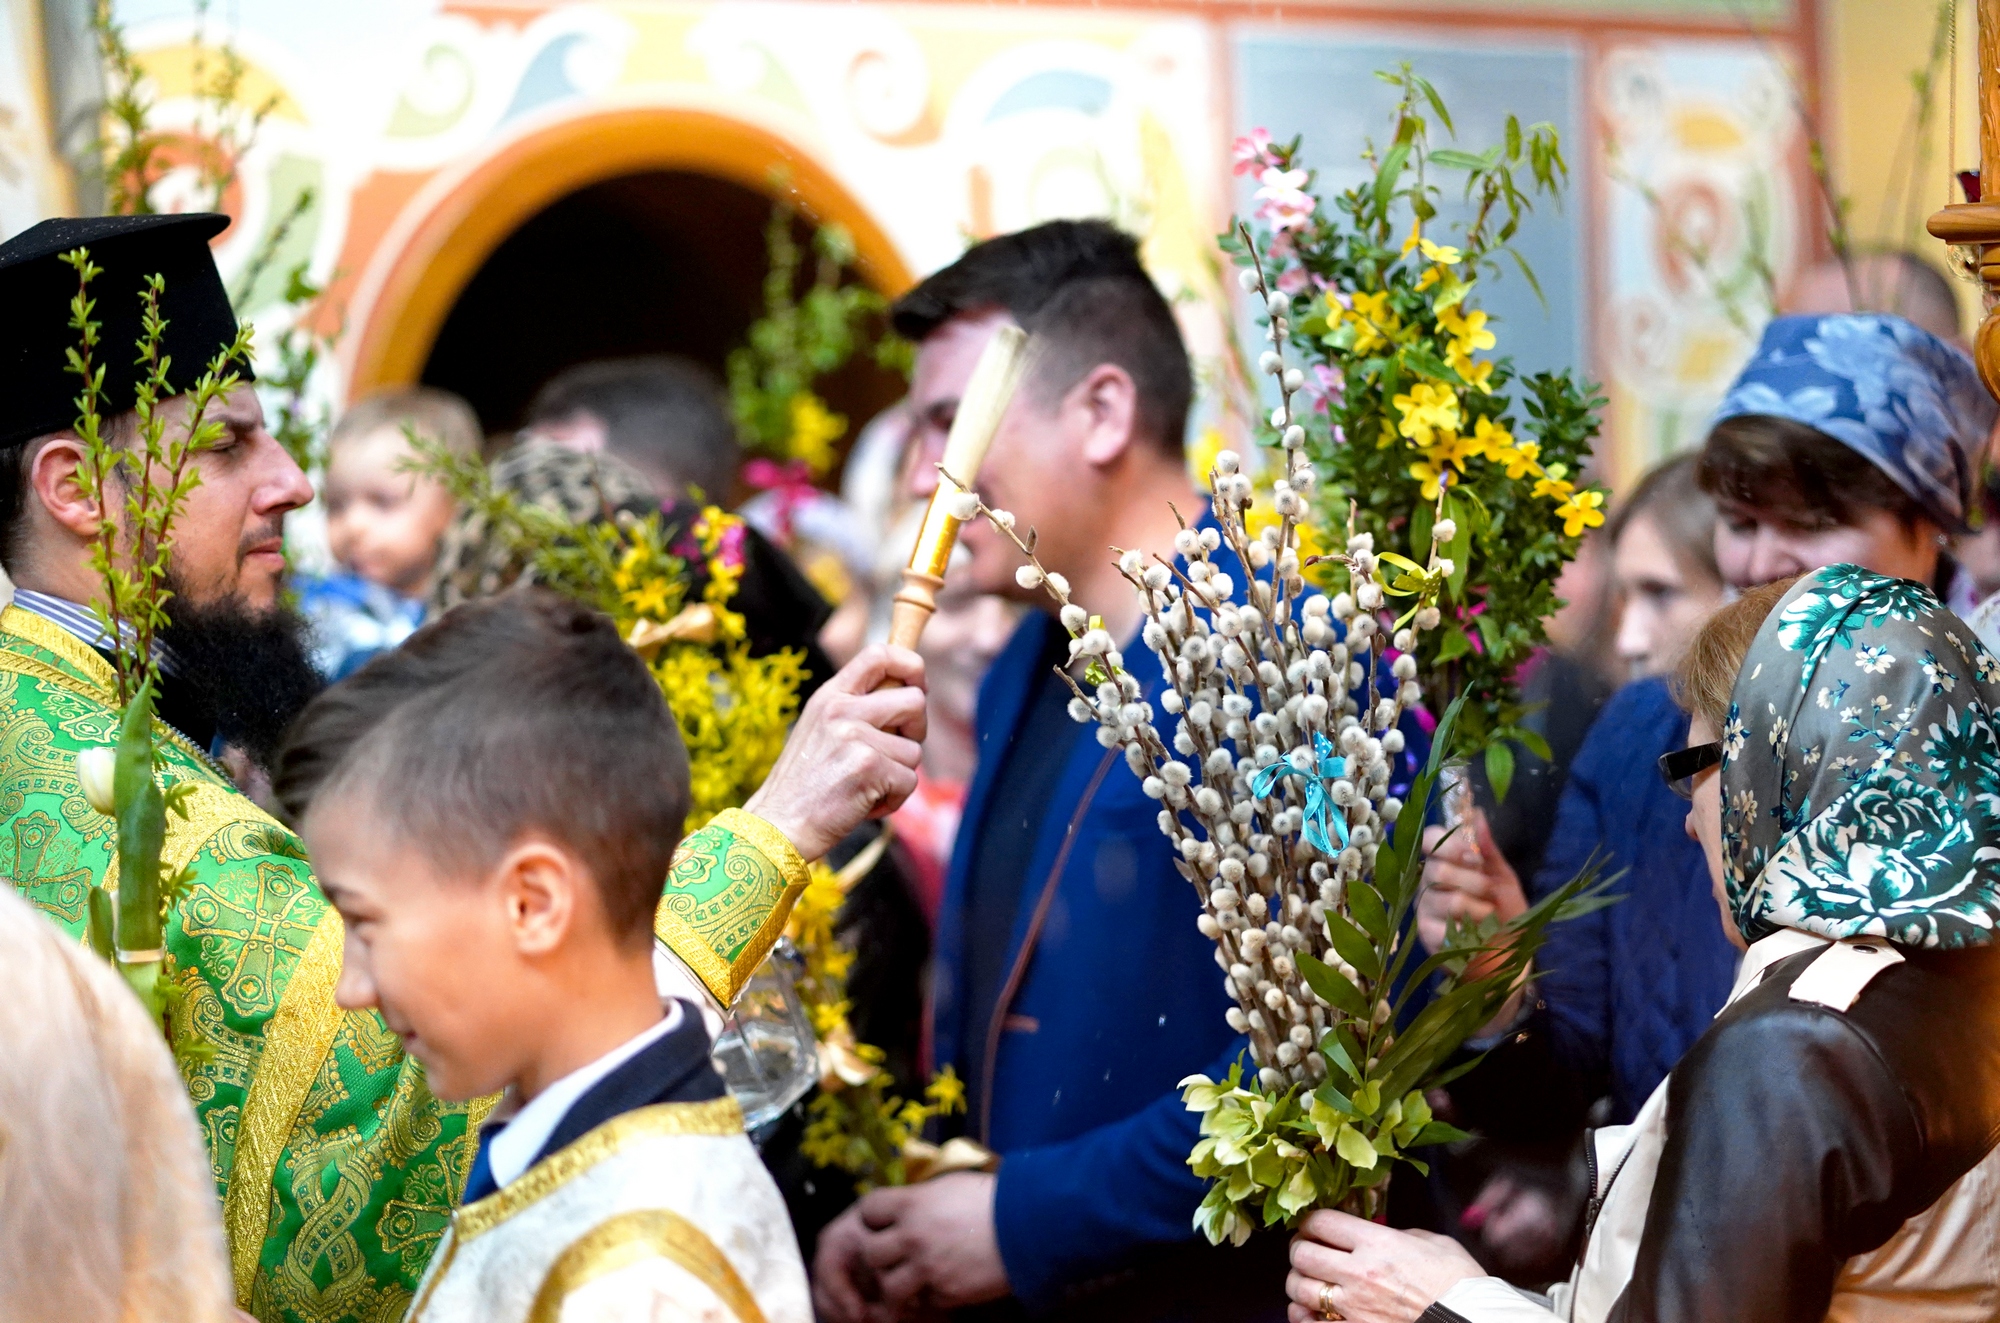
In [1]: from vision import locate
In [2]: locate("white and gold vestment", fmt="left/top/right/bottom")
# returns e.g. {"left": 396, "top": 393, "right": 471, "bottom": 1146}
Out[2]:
{"left": 408, "top": 1097, "right": 811, "bottom": 1323}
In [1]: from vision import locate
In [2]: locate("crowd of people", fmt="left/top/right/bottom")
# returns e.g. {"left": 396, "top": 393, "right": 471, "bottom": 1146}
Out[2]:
{"left": 1, "top": 199, "right": 1999, "bottom": 1323}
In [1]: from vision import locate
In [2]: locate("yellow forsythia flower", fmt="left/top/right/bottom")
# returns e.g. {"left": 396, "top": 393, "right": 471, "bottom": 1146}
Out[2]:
{"left": 788, "top": 392, "right": 847, "bottom": 473}
{"left": 1393, "top": 381, "right": 1461, "bottom": 448}
{"left": 1448, "top": 350, "right": 1495, "bottom": 395}
{"left": 926, "top": 1066, "right": 968, "bottom": 1114}
{"left": 1532, "top": 463, "right": 1576, "bottom": 504}
{"left": 1410, "top": 459, "right": 1452, "bottom": 500}
{"left": 1438, "top": 305, "right": 1496, "bottom": 356}
{"left": 1344, "top": 290, "right": 1404, "bottom": 356}
{"left": 1556, "top": 489, "right": 1607, "bottom": 537}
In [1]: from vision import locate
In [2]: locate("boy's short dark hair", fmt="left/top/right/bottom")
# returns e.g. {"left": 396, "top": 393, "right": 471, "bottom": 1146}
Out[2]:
{"left": 1696, "top": 414, "right": 1926, "bottom": 530}
{"left": 274, "top": 588, "right": 690, "bottom": 943}
{"left": 891, "top": 219, "right": 1191, "bottom": 456}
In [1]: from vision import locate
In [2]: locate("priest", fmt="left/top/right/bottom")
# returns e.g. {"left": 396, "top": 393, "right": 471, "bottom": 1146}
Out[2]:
{"left": 0, "top": 212, "right": 925, "bottom": 1320}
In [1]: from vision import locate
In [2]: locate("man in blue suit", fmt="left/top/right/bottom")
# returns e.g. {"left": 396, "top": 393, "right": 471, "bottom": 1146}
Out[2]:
{"left": 813, "top": 221, "right": 1290, "bottom": 1321}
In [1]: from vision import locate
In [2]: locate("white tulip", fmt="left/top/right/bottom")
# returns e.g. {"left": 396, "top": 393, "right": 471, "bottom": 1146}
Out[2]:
{"left": 77, "top": 747, "right": 117, "bottom": 816}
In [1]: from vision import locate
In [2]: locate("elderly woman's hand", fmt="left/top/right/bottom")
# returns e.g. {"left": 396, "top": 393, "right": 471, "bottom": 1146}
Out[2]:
{"left": 1285, "top": 1211, "right": 1486, "bottom": 1323}
{"left": 1415, "top": 809, "right": 1525, "bottom": 956}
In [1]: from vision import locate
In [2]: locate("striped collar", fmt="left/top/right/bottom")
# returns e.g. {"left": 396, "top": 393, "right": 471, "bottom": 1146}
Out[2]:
{"left": 10, "top": 588, "right": 181, "bottom": 675}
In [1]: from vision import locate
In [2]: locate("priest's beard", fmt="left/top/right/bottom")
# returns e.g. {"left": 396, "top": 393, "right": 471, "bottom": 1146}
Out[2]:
{"left": 158, "top": 576, "right": 324, "bottom": 774}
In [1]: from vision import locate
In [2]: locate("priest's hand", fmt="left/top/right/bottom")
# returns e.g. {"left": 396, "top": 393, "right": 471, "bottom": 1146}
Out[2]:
{"left": 746, "top": 644, "right": 927, "bottom": 861}
{"left": 813, "top": 1171, "right": 1008, "bottom": 1321}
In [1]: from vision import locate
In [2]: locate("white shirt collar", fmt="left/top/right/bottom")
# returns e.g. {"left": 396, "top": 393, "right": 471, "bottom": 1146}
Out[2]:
{"left": 486, "top": 999, "right": 685, "bottom": 1190}
{"left": 11, "top": 587, "right": 183, "bottom": 675}
{"left": 1721, "top": 927, "right": 1829, "bottom": 1011}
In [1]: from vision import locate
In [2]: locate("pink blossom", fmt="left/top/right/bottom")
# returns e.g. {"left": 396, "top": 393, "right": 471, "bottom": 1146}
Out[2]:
{"left": 1254, "top": 166, "right": 1314, "bottom": 233}
{"left": 1231, "top": 128, "right": 1273, "bottom": 176}
{"left": 1298, "top": 363, "right": 1343, "bottom": 413}
{"left": 1274, "top": 264, "right": 1312, "bottom": 296}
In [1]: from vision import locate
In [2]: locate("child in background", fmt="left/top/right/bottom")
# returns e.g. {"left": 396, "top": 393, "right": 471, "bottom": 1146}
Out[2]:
{"left": 273, "top": 589, "right": 813, "bottom": 1323}
{"left": 302, "top": 387, "right": 481, "bottom": 678}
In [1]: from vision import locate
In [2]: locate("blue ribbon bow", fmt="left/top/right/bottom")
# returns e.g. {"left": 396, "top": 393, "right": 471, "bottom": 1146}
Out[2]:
{"left": 1249, "top": 731, "right": 1350, "bottom": 855}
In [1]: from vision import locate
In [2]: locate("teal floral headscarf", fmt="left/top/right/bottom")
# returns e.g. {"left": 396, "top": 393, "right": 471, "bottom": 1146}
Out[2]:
{"left": 1721, "top": 565, "right": 2000, "bottom": 948}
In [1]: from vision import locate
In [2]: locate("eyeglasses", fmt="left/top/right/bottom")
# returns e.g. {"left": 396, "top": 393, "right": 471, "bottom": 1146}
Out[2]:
{"left": 1658, "top": 742, "right": 1723, "bottom": 800}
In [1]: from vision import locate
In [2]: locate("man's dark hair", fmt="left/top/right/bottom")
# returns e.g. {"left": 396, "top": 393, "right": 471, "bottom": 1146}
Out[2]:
{"left": 891, "top": 219, "right": 1192, "bottom": 455}
{"left": 524, "top": 356, "right": 739, "bottom": 505}
{"left": 1697, "top": 414, "right": 1926, "bottom": 530}
{"left": 274, "top": 588, "right": 690, "bottom": 943}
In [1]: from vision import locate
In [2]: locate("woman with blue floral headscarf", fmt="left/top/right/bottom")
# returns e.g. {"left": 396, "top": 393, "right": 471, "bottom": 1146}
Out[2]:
{"left": 1293, "top": 564, "right": 2000, "bottom": 1323}
{"left": 1420, "top": 314, "right": 1997, "bottom": 1136}
{"left": 1699, "top": 313, "right": 1995, "bottom": 599}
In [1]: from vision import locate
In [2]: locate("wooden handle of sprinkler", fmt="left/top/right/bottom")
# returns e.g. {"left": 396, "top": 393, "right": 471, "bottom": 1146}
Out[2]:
{"left": 875, "top": 325, "right": 1032, "bottom": 688}
{"left": 888, "top": 568, "right": 946, "bottom": 652}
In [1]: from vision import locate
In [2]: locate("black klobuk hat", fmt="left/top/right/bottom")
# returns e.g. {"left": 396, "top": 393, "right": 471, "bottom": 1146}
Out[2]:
{"left": 0, "top": 212, "right": 254, "bottom": 450}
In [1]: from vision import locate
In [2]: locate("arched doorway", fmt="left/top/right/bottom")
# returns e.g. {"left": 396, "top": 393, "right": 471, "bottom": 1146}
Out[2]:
{"left": 348, "top": 106, "right": 913, "bottom": 443}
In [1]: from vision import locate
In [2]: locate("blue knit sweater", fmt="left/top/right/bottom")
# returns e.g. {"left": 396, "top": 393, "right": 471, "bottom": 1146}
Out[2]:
{"left": 1525, "top": 676, "right": 1742, "bottom": 1122}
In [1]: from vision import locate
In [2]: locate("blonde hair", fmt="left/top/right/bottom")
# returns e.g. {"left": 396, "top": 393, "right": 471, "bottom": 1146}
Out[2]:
{"left": 329, "top": 387, "right": 482, "bottom": 459}
{"left": 1672, "top": 575, "right": 1798, "bottom": 731}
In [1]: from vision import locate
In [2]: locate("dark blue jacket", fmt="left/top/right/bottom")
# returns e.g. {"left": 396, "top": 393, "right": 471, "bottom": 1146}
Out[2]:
{"left": 935, "top": 600, "right": 1250, "bottom": 1311}
{"left": 1525, "top": 676, "right": 1740, "bottom": 1122}
{"left": 935, "top": 516, "right": 1423, "bottom": 1313}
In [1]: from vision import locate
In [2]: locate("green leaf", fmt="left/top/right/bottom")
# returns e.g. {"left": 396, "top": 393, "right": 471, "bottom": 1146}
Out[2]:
{"left": 1410, "top": 499, "right": 1433, "bottom": 555}
{"left": 1374, "top": 141, "right": 1412, "bottom": 215}
{"left": 1335, "top": 1123, "right": 1380, "bottom": 1171}
{"left": 1400, "top": 343, "right": 1465, "bottom": 388}
{"left": 1427, "top": 148, "right": 1489, "bottom": 171}
{"left": 1321, "top": 909, "right": 1383, "bottom": 981}
{"left": 1318, "top": 1028, "right": 1364, "bottom": 1083}
{"left": 1505, "top": 114, "right": 1522, "bottom": 160}
{"left": 1485, "top": 740, "right": 1516, "bottom": 804}
{"left": 1442, "top": 491, "right": 1474, "bottom": 597}
{"left": 1507, "top": 247, "right": 1549, "bottom": 311}
{"left": 87, "top": 884, "right": 115, "bottom": 960}
{"left": 1348, "top": 880, "right": 1390, "bottom": 943}
{"left": 1297, "top": 950, "right": 1370, "bottom": 1017}
{"left": 1313, "top": 1085, "right": 1362, "bottom": 1120}
{"left": 1515, "top": 728, "right": 1553, "bottom": 761}
{"left": 1415, "top": 75, "right": 1455, "bottom": 136}
{"left": 1412, "top": 1120, "right": 1474, "bottom": 1147}
{"left": 1434, "top": 626, "right": 1473, "bottom": 664}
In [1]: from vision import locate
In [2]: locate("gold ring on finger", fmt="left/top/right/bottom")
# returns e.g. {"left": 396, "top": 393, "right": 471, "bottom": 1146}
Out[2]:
{"left": 1319, "top": 1283, "right": 1343, "bottom": 1321}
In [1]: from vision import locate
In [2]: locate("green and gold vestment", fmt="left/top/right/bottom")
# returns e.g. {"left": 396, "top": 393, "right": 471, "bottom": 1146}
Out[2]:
{"left": 0, "top": 606, "right": 473, "bottom": 1321}
{"left": 0, "top": 606, "right": 810, "bottom": 1321}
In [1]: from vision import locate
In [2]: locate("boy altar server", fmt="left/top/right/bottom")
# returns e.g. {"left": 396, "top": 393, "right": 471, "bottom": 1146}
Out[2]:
{"left": 274, "top": 588, "right": 927, "bottom": 1321}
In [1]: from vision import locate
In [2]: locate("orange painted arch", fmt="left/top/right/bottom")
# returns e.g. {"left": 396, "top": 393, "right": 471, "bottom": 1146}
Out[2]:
{"left": 347, "top": 105, "right": 914, "bottom": 399}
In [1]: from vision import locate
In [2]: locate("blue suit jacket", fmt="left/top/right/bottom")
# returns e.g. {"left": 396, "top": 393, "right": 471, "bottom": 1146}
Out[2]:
{"left": 935, "top": 518, "right": 1422, "bottom": 1311}
{"left": 936, "top": 601, "right": 1248, "bottom": 1309}
{"left": 1525, "top": 676, "right": 1741, "bottom": 1121}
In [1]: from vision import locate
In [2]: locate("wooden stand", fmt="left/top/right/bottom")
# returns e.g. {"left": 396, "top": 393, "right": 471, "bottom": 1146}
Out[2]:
{"left": 1927, "top": 0, "right": 2000, "bottom": 394}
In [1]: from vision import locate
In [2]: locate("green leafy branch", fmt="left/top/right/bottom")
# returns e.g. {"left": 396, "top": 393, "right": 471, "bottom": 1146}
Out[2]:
{"left": 62, "top": 247, "right": 247, "bottom": 1052}
{"left": 1227, "top": 70, "right": 1606, "bottom": 778}
{"left": 727, "top": 197, "right": 907, "bottom": 476}
{"left": 1183, "top": 697, "right": 1612, "bottom": 1241}
{"left": 94, "top": 0, "right": 279, "bottom": 216}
